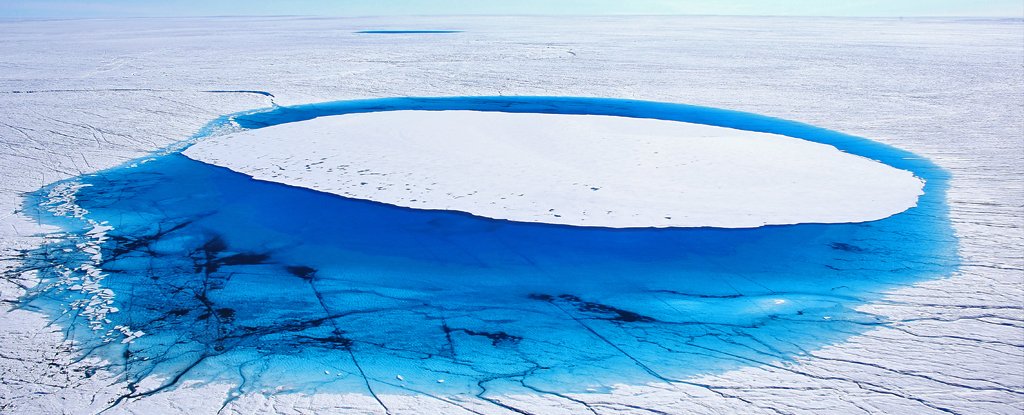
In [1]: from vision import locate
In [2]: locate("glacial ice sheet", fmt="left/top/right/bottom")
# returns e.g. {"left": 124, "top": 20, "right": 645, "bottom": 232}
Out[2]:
{"left": 17, "top": 98, "right": 958, "bottom": 404}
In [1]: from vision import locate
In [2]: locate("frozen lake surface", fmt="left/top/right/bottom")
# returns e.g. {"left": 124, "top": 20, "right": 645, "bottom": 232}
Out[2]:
{"left": 20, "top": 97, "right": 956, "bottom": 405}
{"left": 187, "top": 104, "right": 924, "bottom": 228}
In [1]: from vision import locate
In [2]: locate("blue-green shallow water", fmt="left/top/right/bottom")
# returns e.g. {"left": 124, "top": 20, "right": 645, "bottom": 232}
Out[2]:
{"left": 19, "top": 97, "right": 957, "bottom": 401}
{"left": 356, "top": 30, "right": 462, "bottom": 34}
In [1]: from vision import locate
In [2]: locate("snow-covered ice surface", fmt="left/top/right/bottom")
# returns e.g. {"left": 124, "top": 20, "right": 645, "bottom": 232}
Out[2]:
{"left": 185, "top": 110, "right": 924, "bottom": 228}
{"left": 0, "top": 16, "right": 1021, "bottom": 415}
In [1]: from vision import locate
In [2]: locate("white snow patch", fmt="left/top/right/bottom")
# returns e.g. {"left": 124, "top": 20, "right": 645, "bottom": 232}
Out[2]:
{"left": 184, "top": 110, "right": 924, "bottom": 228}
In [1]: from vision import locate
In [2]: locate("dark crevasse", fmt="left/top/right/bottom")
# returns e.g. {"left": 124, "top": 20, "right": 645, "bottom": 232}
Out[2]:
{"left": 17, "top": 97, "right": 957, "bottom": 401}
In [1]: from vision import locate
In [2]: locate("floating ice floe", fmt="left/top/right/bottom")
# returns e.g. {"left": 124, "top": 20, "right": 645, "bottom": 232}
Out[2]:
{"left": 186, "top": 109, "right": 924, "bottom": 228}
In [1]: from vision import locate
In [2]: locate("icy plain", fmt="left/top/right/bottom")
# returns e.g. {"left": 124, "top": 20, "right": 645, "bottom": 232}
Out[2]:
{"left": 0, "top": 16, "right": 1022, "bottom": 415}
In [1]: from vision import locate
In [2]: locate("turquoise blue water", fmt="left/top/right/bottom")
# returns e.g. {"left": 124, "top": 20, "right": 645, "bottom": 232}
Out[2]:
{"left": 19, "top": 97, "right": 957, "bottom": 402}
{"left": 356, "top": 30, "right": 462, "bottom": 34}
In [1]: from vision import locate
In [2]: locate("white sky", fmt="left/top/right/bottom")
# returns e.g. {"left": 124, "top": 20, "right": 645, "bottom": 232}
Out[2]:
{"left": 2, "top": 0, "right": 1022, "bottom": 19}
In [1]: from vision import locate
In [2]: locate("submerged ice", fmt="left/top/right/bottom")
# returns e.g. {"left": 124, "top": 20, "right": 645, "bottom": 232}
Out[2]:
{"left": 17, "top": 97, "right": 957, "bottom": 403}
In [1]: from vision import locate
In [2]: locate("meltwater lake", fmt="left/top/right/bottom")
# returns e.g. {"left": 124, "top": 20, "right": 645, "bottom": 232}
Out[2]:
{"left": 356, "top": 30, "right": 463, "bottom": 34}
{"left": 19, "top": 97, "right": 958, "bottom": 400}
